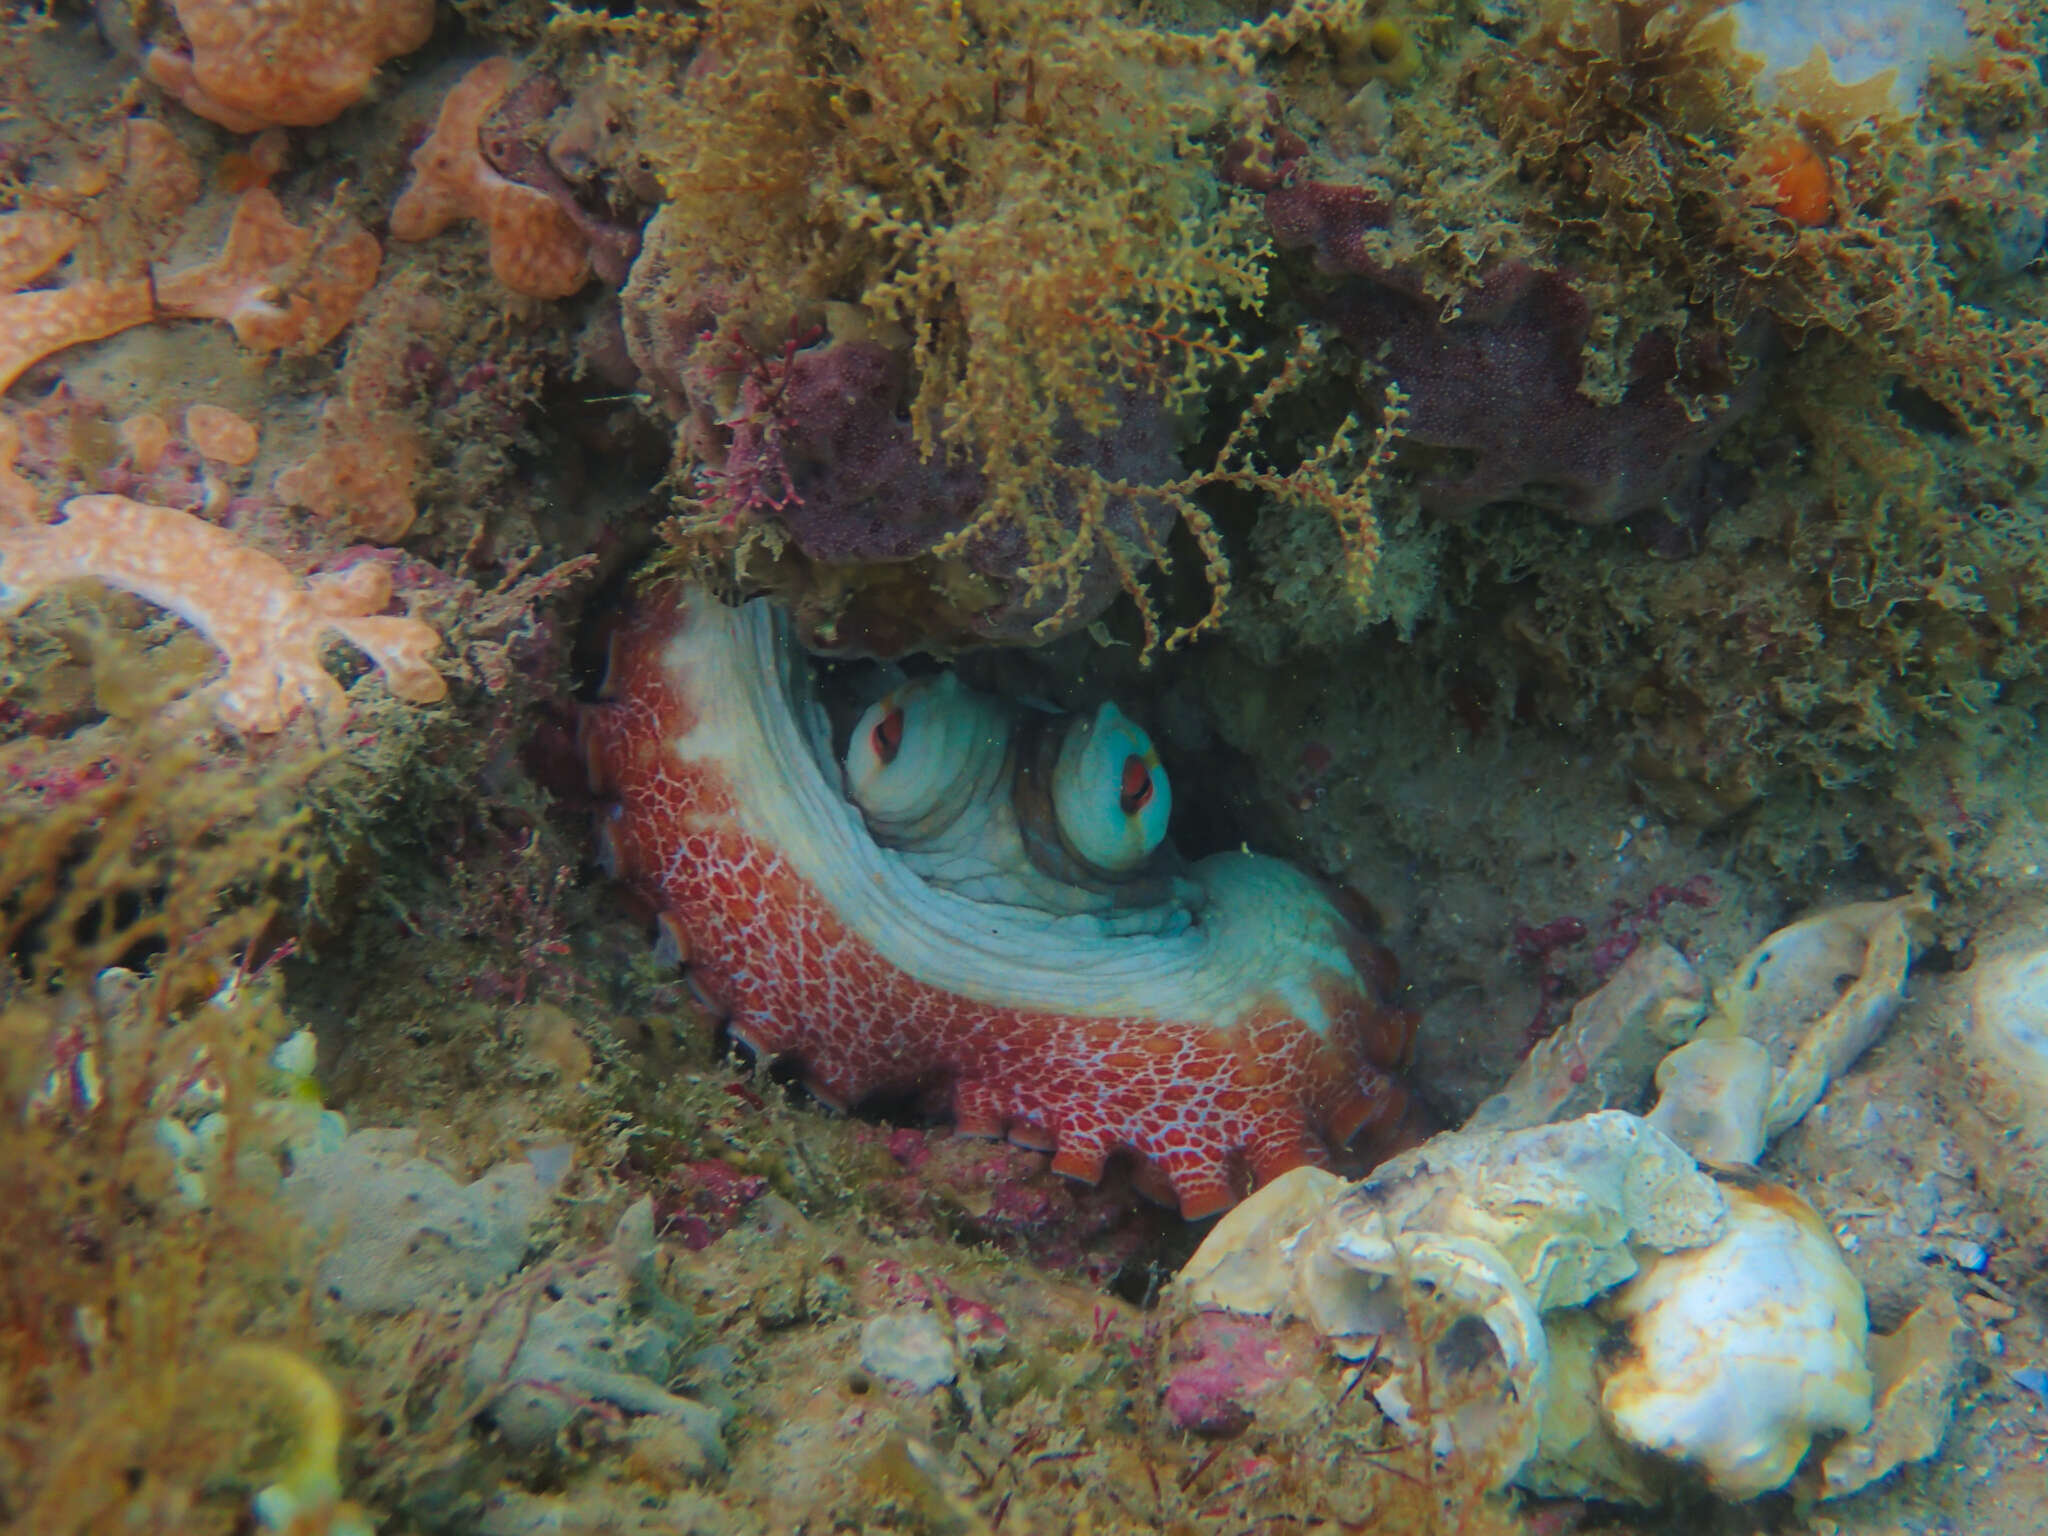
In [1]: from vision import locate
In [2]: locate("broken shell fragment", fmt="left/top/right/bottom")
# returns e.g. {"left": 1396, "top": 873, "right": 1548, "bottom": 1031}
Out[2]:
{"left": 1817, "top": 1288, "right": 1968, "bottom": 1500}
{"left": 1646, "top": 1035, "right": 1773, "bottom": 1166}
{"left": 1705, "top": 893, "right": 1930, "bottom": 1140}
{"left": 1177, "top": 1163, "right": 1344, "bottom": 1317}
{"left": 1597, "top": 1181, "right": 1873, "bottom": 1500}
{"left": 1468, "top": 940, "right": 1707, "bottom": 1133}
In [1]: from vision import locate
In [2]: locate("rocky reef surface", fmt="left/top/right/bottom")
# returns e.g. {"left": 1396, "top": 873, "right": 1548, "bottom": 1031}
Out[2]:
{"left": 3, "top": 2, "right": 2048, "bottom": 1533}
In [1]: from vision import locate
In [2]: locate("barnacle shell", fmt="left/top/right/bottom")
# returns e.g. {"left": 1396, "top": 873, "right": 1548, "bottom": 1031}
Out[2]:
{"left": 1598, "top": 1180, "right": 1872, "bottom": 1500}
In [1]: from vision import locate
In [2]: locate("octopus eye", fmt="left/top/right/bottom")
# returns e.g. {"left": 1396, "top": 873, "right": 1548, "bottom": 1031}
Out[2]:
{"left": 1118, "top": 753, "right": 1152, "bottom": 815}
{"left": 871, "top": 705, "right": 905, "bottom": 766}
{"left": 1052, "top": 703, "right": 1170, "bottom": 875}
{"left": 845, "top": 674, "right": 1009, "bottom": 844}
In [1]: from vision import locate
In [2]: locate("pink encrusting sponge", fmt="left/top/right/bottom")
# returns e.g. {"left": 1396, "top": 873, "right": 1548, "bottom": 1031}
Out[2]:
{"left": 582, "top": 585, "right": 1416, "bottom": 1219}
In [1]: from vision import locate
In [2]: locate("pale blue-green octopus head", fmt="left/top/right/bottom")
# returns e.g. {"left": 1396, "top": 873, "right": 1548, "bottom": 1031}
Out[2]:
{"left": 1050, "top": 701, "right": 1170, "bottom": 875}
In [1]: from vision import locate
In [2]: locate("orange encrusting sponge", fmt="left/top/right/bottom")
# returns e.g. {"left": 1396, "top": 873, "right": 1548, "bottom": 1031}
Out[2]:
{"left": 1753, "top": 135, "right": 1833, "bottom": 228}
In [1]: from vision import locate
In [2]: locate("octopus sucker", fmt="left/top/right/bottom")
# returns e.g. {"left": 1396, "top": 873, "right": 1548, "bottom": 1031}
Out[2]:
{"left": 582, "top": 584, "right": 1418, "bottom": 1219}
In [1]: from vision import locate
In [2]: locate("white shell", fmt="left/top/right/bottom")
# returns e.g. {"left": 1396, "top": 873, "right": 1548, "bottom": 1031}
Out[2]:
{"left": 1170, "top": 899, "right": 1938, "bottom": 1505}
{"left": 860, "top": 1310, "right": 960, "bottom": 1393}
{"left": 1179, "top": 1111, "right": 1727, "bottom": 1488}
{"left": 1598, "top": 1182, "right": 1872, "bottom": 1500}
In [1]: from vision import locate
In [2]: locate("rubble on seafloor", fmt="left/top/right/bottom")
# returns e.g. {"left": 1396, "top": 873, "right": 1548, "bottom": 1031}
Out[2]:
{"left": 4, "top": 1, "right": 2048, "bottom": 1534}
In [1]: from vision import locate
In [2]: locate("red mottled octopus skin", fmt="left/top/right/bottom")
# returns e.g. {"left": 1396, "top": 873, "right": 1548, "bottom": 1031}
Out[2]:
{"left": 584, "top": 595, "right": 1419, "bottom": 1219}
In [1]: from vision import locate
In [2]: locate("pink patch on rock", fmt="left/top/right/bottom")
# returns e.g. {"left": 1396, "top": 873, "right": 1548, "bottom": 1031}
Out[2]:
{"left": 1163, "top": 1312, "right": 1311, "bottom": 1439}
{"left": 859, "top": 1130, "right": 1152, "bottom": 1286}
{"left": 1515, "top": 914, "right": 1590, "bottom": 1048}
{"left": 944, "top": 1294, "right": 1008, "bottom": 1358}
{"left": 5, "top": 756, "right": 116, "bottom": 806}
{"left": 886, "top": 1127, "right": 930, "bottom": 1171}
{"left": 1589, "top": 874, "right": 1720, "bottom": 982}
{"left": 655, "top": 1159, "right": 768, "bottom": 1251}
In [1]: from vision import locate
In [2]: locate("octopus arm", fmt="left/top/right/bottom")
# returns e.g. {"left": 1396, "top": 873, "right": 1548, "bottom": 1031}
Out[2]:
{"left": 583, "top": 588, "right": 1415, "bottom": 1218}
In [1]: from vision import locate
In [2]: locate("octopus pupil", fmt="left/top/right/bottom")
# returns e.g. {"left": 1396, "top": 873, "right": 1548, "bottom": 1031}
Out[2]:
{"left": 1118, "top": 753, "right": 1152, "bottom": 815}
{"left": 873, "top": 706, "right": 905, "bottom": 765}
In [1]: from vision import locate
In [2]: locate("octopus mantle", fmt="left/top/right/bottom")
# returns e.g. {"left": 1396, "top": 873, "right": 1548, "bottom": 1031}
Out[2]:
{"left": 582, "top": 587, "right": 1415, "bottom": 1218}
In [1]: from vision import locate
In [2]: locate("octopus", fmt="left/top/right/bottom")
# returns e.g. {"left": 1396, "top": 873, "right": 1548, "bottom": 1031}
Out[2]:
{"left": 581, "top": 585, "right": 1418, "bottom": 1218}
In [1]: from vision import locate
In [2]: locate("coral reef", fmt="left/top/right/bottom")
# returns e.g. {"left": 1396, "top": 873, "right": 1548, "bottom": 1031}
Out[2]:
{"left": 0, "top": 702, "right": 358, "bottom": 1532}
{"left": 9, "top": 1, "right": 2048, "bottom": 1532}
{"left": 1211, "top": 0, "right": 2048, "bottom": 880}
{"left": 158, "top": 189, "right": 382, "bottom": 354}
{"left": 1242, "top": 165, "right": 1752, "bottom": 528}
